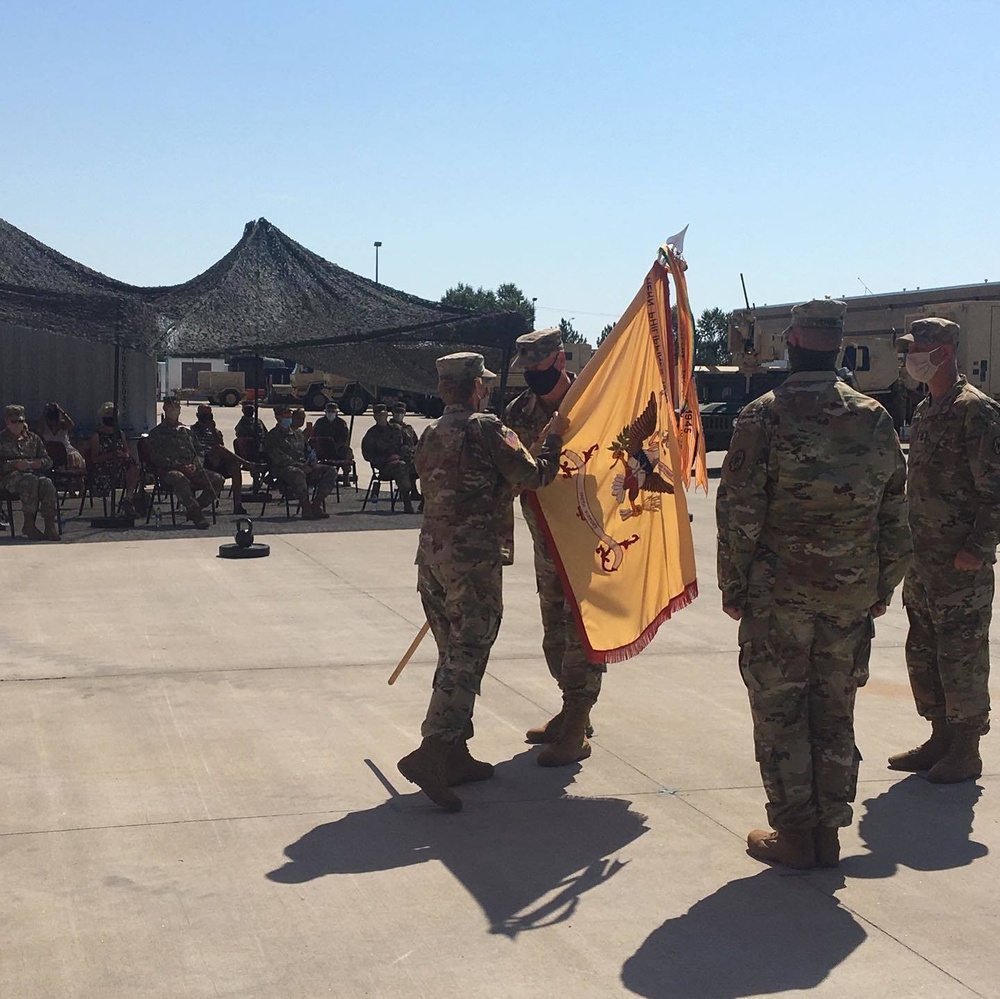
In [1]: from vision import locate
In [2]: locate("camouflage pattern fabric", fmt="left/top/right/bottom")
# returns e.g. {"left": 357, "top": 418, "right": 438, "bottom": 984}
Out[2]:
{"left": 414, "top": 405, "right": 562, "bottom": 565}
{"left": 362, "top": 423, "right": 412, "bottom": 494}
{"left": 0, "top": 428, "right": 56, "bottom": 516}
{"left": 903, "top": 376, "right": 1000, "bottom": 734}
{"left": 263, "top": 425, "right": 309, "bottom": 471}
{"left": 147, "top": 422, "right": 202, "bottom": 471}
{"left": 739, "top": 607, "right": 871, "bottom": 829}
{"left": 414, "top": 403, "right": 563, "bottom": 740}
{"left": 161, "top": 467, "right": 224, "bottom": 510}
{"left": 505, "top": 384, "right": 605, "bottom": 705}
{"left": 311, "top": 415, "right": 353, "bottom": 462}
{"left": 273, "top": 463, "right": 339, "bottom": 502}
{"left": 717, "top": 370, "right": 911, "bottom": 830}
{"left": 419, "top": 560, "right": 503, "bottom": 740}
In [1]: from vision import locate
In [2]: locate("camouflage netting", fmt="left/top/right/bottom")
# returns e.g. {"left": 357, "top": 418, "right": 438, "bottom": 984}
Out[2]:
{"left": 0, "top": 217, "right": 525, "bottom": 391}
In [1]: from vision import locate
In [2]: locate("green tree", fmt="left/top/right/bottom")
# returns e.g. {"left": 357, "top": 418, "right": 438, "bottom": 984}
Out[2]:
{"left": 596, "top": 322, "right": 614, "bottom": 348}
{"left": 694, "top": 307, "right": 733, "bottom": 365}
{"left": 559, "top": 316, "right": 589, "bottom": 346}
{"left": 441, "top": 282, "right": 536, "bottom": 328}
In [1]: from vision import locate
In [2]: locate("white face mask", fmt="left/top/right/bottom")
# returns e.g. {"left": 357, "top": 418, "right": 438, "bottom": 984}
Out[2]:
{"left": 325, "top": 412, "right": 337, "bottom": 421}
{"left": 905, "top": 348, "right": 943, "bottom": 383}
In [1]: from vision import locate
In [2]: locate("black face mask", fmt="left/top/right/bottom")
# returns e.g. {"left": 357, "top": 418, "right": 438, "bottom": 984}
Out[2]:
{"left": 102, "top": 416, "right": 115, "bottom": 426}
{"left": 524, "top": 365, "right": 562, "bottom": 395}
{"left": 787, "top": 345, "right": 841, "bottom": 373}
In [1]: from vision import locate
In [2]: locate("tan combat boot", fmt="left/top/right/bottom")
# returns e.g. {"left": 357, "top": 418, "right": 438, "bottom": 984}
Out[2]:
{"left": 746, "top": 828, "right": 816, "bottom": 870}
{"left": 926, "top": 726, "right": 983, "bottom": 784}
{"left": 42, "top": 515, "right": 61, "bottom": 542}
{"left": 186, "top": 505, "right": 210, "bottom": 530}
{"left": 813, "top": 827, "right": 841, "bottom": 868}
{"left": 397, "top": 736, "right": 463, "bottom": 812}
{"left": 536, "top": 701, "right": 593, "bottom": 767}
{"left": 312, "top": 494, "right": 331, "bottom": 519}
{"left": 526, "top": 707, "right": 595, "bottom": 744}
{"left": 447, "top": 740, "right": 495, "bottom": 786}
{"left": 20, "top": 514, "right": 43, "bottom": 541}
{"left": 888, "top": 719, "right": 951, "bottom": 772}
{"left": 300, "top": 497, "right": 320, "bottom": 519}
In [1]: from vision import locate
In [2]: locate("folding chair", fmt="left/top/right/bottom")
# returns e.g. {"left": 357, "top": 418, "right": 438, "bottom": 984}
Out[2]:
{"left": 361, "top": 470, "right": 399, "bottom": 512}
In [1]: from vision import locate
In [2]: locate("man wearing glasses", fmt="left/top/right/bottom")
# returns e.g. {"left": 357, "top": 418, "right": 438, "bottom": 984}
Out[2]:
{"left": 0, "top": 404, "right": 60, "bottom": 541}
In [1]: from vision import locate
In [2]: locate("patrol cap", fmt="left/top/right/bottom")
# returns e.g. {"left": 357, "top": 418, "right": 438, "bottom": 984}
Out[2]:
{"left": 435, "top": 352, "right": 497, "bottom": 380}
{"left": 324, "top": 401, "right": 339, "bottom": 412}
{"left": 273, "top": 403, "right": 292, "bottom": 416}
{"left": 372, "top": 403, "right": 388, "bottom": 415}
{"left": 390, "top": 400, "right": 406, "bottom": 412}
{"left": 196, "top": 403, "right": 213, "bottom": 416}
{"left": 97, "top": 400, "right": 116, "bottom": 417}
{"left": 898, "top": 316, "right": 960, "bottom": 347}
{"left": 4, "top": 404, "right": 26, "bottom": 421}
{"left": 784, "top": 299, "right": 847, "bottom": 336}
{"left": 511, "top": 328, "right": 563, "bottom": 368}
{"left": 161, "top": 395, "right": 181, "bottom": 406}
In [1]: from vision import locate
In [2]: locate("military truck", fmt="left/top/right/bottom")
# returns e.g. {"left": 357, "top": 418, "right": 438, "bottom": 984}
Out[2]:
{"left": 268, "top": 364, "right": 377, "bottom": 414}
{"left": 695, "top": 365, "right": 790, "bottom": 452}
{"left": 172, "top": 369, "right": 248, "bottom": 406}
{"left": 727, "top": 282, "right": 1000, "bottom": 429}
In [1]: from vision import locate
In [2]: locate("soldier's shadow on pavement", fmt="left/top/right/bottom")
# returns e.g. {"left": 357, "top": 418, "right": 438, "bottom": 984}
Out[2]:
{"left": 842, "top": 774, "right": 987, "bottom": 878}
{"left": 266, "top": 749, "right": 649, "bottom": 938}
{"left": 621, "top": 868, "right": 863, "bottom": 998}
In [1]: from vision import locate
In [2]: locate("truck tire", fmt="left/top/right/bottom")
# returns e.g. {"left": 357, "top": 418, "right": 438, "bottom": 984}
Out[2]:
{"left": 219, "top": 388, "right": 242, "bottom": 408}
{"left": 306, "top": 391, "right": 329, "bottom": 412}
{"left": 341, "top": 387, "right": 370, "bottom": 416}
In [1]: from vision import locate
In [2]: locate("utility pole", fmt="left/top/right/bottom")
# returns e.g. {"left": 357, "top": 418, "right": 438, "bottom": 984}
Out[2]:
{"left": 374, "top": 241, "right": 382, "bottom": 284}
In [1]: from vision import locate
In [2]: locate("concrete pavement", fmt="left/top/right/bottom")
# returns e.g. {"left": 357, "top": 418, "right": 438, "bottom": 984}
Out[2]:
{"left": 1, "top": 450, "right": 998, "bottom": 997}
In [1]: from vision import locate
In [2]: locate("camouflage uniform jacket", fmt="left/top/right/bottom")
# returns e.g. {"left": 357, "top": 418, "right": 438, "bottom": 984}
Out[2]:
{"left": 908, "top": 375, "right": 1000, "bottom": 566}
{"left": 716, "top": 370, "right": 911, "bottom": 616}
{"left": 393, "top": 419, "right": 419, "bottom": 455}
{"left": 147, "top": 422, "right": 202, "bottom": 471}
{"left": 362, "top": 423, "right": 407, "bottom": 465}
{"left": 0, "top": 429, "right": 53, "bottom": 476}
{"left": 263, "top": 426, "right": 308, "bottom": 471}
{"left": 414, "top": 405, "right": 563, "bottom": 565}
{"left": 190, "top": 422, "right": 225, "bottom": 458}
{"left": 311, "top": 415, "right": 350, "bottom": 447}
{"left": 235, "top": 415, "right": 267, "bottom": 444}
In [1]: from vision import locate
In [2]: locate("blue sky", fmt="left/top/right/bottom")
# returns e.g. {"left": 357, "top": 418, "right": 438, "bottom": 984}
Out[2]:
{"left": 4, "top": 1, "right": 998, "bottom": 342}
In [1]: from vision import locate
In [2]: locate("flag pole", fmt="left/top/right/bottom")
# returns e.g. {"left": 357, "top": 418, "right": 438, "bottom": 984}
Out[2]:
{"left": 387, "top": 621, "right": 431, "bottom": 685}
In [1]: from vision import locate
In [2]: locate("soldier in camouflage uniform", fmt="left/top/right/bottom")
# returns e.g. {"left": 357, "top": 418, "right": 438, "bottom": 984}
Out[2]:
{"left": 889, "top": 317, "right": 1000, "bottom": 783}
{"left": 504, "top": 327, "right": 604, "bottom": 766}
{"left": 263, "top": 404, "right": 338, "bottom": 519}
{"left": 717, "top": 299, "right": 911, "bottom": 869}
{"left": 0, "top": 403, "right": 60, "bottom": 541}
{"left": 146, "top": 397, "right": 225, "bottom": 529}
{"left": 361, "top": 405, "right": 414, "bottom": 513}
{"left": 397, "top": 352, "right": 567, "bottom": 812}
{"left": 391, "top": 400, "right": 421, "bottom": 501}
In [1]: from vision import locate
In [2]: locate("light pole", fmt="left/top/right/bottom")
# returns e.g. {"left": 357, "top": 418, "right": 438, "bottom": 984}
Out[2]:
{"left": 373, "top": 241, "right": 382, "bottom": 284}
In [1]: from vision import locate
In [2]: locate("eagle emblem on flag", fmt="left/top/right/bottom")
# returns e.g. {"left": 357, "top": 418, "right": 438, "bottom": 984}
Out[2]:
{"left": 609, "top": 392, "right": 675, "bottom": 520}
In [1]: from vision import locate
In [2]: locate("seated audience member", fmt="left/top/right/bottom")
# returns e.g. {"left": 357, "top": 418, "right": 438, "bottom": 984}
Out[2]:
{"left": 191, "top": 404, "right": 250, "bottom": 515}
{"left": 262, "top": 404, "right": 338, "bottom": 520}
{"left": 361, "top": 404, "right": 414, "bottom": 513}
{"left": 146, "top": 397, "right": 223, "bottom": 529}
{"left": 0, "top": 403, "right": 60, "bottom": 541}
{"left": 90, "top": 402, "right": 143, "bottom": 516}
{"left": 37, "top": 402, "right": 85, "bottom": 470}
{"left": 234, "top": 402, "right": 268, "bottom": 461}
{"left": 390, "top": 400, "right": 421, "bottom": 500}
{"left": 311, "top": 401, "right": 354, "bottom": 481}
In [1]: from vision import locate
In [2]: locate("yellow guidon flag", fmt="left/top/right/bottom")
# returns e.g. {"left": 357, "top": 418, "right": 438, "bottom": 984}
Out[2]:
{"left": 527, "top": 243, "right": 706, "bottom": 662}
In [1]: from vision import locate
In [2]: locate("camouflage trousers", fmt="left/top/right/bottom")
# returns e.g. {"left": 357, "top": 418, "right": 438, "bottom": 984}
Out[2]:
{"left": 524, "top": 502, "right": 605, "bottom": 705}
{"left": 375, "top": 460, "right": 412, "bottom": 498}
{"left": 418, "top": 560, "right": 503, "bottom": 742}
{"left": 276, "top": 464, "right": 338, "bottom": 502}
{"left": 162, "top": 468, "right": 225, "bottom": 512}
{"left": 903, "top": 562, "right": 992, "bottom": 735}
{"left": 0, "top": 470, "right": 57, "bottom": 518}
{"left": 738, "top": 606, "right": 873, "bottom": 830}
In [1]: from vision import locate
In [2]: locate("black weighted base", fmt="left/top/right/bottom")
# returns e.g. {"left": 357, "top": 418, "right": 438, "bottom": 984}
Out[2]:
{"left": 218, "top": 542, "right": 270, "bottom": 559}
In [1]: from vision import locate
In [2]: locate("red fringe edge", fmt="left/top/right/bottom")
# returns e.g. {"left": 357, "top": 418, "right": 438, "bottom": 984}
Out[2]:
{"left": 525, "top": 492, "right": 699, "bottom": 666}
{"left": 590, "top": 579, "right": 699, "bottom": 664}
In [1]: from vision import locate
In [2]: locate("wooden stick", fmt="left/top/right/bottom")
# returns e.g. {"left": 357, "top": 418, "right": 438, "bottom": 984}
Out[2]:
{"left": 387, "top": 620, "right": 431, "bottom": 685}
